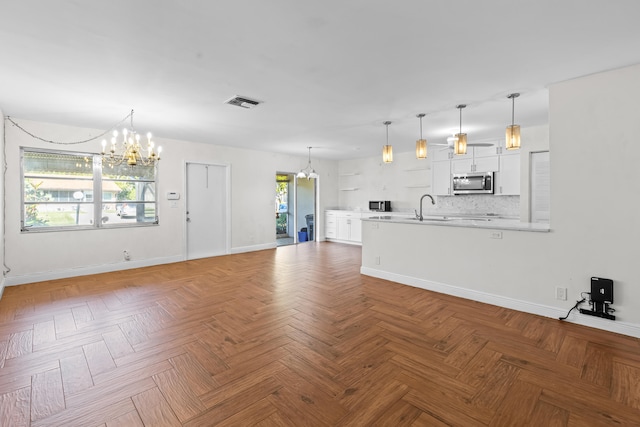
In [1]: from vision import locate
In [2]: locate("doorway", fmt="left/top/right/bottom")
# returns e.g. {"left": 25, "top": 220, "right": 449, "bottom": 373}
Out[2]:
{"left": 186, "top": 162, "right": 230, "bottom": 259}
{"left": 275, "top": 173, "right": 317, "bottom": 246}
{"left": 276, "top": 174, "right": 294, "bottom": 246}
{"left": 296, "top": 176, "right": 316, "bottom": 243}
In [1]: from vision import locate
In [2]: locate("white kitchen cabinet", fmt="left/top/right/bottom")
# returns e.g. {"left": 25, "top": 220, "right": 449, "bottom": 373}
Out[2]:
{"left": 495, "top": 152, "right": 520, "bottom": 195}
{"left": 325, "top": 211, "right": 337, "bottom": 239}
{"left": 451, "top": 147, "right": 499, "bottom": 173}
{"left": 433, "top": 144, "right": 520, "bottom": 196}
{"left": 430, "top": 147, "right": 454, "bottom": 161}
{"left": 432, "top": 160, "right": 452, "bottom": 195}
{"left": 451, "top": 158, "right": 473, "bottom": 174}
{"left": 325, "top": 210, "right": 362, "bottom": 244}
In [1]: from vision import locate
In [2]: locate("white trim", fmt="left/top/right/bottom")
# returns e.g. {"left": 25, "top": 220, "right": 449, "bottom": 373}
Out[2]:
{"left": 361, "top": 266, "right": 640, "bottom": 339}
{"left": 3, "top": 255, "right": 183, "bottom": 287}
{"left": 325, "top": 238, "right": 361, "bottom": 246}
{"left": 231, "top": 243, "right": 277, "bottom": 254}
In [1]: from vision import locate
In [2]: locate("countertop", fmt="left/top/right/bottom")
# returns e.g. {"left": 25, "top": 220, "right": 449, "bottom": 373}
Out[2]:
{"left": 361, "top": 214, "right": 550, "bottom": 232}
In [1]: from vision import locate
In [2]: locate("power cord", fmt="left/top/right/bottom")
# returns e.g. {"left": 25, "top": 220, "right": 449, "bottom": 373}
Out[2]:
{"left": 559, "top": 297, "right": 586, "bottom": 321}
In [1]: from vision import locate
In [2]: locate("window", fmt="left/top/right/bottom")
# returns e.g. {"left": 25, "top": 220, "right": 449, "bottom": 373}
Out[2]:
{"left": 21, "top": 148, "right": 158, "bottom": 231}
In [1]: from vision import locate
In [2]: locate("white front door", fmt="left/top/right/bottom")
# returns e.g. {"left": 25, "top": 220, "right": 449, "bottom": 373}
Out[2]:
{"left": 186, "top": 162, "right": 229, "bottom": 260}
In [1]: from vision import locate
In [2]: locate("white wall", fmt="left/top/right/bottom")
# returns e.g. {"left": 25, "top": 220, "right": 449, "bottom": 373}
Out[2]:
{"left": 3, "top": 119, "right": 339, "bottom": 285}
{"left": 361, "top": 63, "right": 640, "bottom": 337}
{"left": 0, "top": 110, "right": 5, "bottom": 296}
{"left": 548, "top": 63, "right": 640, "bottom": 326}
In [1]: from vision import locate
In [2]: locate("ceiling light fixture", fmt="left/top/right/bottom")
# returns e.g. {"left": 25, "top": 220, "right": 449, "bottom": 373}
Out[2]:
{"left": 101, "top": 110, "right": 160, "bottom": 167}
{"left": 415, "top": 114, "right": 427, "bottom": 159}
{"left": 454, "top": 104, "right": 467, "bottom": 155}
{"left": 297, "top": 146, "right": 319, "bottom": 180}
{"left": 506, "top": 93, "right": 521, "bottom": 150}
{"left": 382, "top": 121, "right": 393, "bottom": 163}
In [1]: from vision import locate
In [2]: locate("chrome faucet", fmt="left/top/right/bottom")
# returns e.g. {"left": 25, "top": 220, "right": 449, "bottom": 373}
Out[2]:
{"left": 415, "top": 193, "right": 435, "bottom": 221}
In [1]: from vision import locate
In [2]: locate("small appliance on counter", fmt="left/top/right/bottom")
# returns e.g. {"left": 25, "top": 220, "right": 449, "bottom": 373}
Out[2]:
{"left": 369, "top": 201, "right": 391, "bottom": 212}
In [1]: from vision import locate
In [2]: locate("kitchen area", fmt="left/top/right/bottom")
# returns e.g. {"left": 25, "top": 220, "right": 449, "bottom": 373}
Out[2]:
{"left": 318, "top": 64, "right": 640, "bottom": 339}
{"left": 325, "top": 125, "right": 550, "bottom": 246}
{"left": 323, "top": 124, "right": 559, "bottom": 327}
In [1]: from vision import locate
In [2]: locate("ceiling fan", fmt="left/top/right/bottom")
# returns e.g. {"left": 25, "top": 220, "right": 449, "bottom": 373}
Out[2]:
{"left": 430, "top": 135, "right": 495, "bottom": 150}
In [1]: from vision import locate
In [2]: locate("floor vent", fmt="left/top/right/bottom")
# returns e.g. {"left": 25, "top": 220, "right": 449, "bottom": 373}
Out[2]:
{"left": 224, "top": 95, "right": 262, "bottom": 109}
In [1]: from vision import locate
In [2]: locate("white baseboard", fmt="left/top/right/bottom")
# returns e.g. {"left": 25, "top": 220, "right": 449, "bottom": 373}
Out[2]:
{"left": 3, "top": 255, "right": 184, "bottom": 287}
{"left": 325, "top": 238, "right": 362, "bottom": 246}
{"left": 3, "top": 243, "right": 278, "bottom": 288}
{"left": 231, "top": 242, "right": 277, "bottom": 254}
{"left": 361, "top": 267, "right": 640, "bottom": 339}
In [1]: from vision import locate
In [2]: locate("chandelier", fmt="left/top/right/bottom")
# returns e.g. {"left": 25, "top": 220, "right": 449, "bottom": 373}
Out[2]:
{"left": 297, "top": 146, "right": 319, "bottom": 180}
{"left": 101, "top": 110, "right": 161, "bottom": 167}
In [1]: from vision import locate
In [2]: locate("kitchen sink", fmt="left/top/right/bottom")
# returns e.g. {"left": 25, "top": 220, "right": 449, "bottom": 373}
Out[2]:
{"left": 409, "top": 216, "right": 452, "bottom": 222}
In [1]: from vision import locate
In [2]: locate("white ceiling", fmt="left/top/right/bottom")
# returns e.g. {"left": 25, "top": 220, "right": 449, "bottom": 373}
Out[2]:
{"left": 2, "top": 1, "right": 640, "bottom": 160}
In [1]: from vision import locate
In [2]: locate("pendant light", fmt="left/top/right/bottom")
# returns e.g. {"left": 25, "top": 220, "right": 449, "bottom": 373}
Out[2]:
{"left": 454, "top": 104, "right": 467, "bottom": 155}
{"left": 506, "top": 93, "right": 521, "bottom": 150}
{"left": 415, "top": 113, "right": 427, "bottom": 159}
{"left": 297, "top": 146, "right": 319, "bottom": 180}
{"left": 382, "top": 121, "right": 393, "bottom": 163}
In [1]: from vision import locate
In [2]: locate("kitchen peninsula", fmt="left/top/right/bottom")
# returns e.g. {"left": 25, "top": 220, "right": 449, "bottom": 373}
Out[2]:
{"left": 360, "top": 215, "right": 552, "bottom": 321}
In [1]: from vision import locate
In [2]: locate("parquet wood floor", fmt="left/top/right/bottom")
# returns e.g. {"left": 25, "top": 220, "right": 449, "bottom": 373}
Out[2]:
{"left": 1, "top": 242, "right": 640, "bottom": 426}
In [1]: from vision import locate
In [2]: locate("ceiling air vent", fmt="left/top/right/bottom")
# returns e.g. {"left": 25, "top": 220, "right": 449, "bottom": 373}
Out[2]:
{"left": 224, "top": 95, "right": 262, "bottom": 109}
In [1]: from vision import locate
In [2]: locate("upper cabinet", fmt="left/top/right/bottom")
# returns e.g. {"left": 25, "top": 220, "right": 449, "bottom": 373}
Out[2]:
{"left": 432, "top": 160, "right": 452, "bottom": 195}
{"left": 451, "top": 147, "right": 499, "bottom": 173}
{"left": 495, "top": 151, "right": 520, "bottom": 195}
{"left": 431, "top": 144, "right": 521, "bottom": 196}
{"left": 430, "top": 147, "right": 454, "bottom": 161}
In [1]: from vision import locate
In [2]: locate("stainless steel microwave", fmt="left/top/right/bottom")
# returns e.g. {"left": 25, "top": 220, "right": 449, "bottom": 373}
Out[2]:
{"left": 369, "top": 201, "right": 391, "bottom": 211}
{"left": 452, "top": 172, "right": 494, "bottom": 195}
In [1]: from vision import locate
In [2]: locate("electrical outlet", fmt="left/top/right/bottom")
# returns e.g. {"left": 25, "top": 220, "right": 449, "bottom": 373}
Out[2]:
{"left": 375, "top": 256, "right": 380, "bottom": 265}
{"left": 490, "top": 231, "right": 503, "bottom": 239}
{"left": 123, "top": 250, "right": 131, "bottom": 261}
{"left": 555, "top": 286, "right": 567, "bottom": 301}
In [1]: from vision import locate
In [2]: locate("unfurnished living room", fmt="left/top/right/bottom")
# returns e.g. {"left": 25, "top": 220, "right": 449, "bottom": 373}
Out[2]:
{"left": 1, "top": 1, "right": 640, "bottom": 426}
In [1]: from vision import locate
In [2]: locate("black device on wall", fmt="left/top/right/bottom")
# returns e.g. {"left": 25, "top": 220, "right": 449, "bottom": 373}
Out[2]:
{"left": 579, "top": 277, "right": 615, "bottom": 320}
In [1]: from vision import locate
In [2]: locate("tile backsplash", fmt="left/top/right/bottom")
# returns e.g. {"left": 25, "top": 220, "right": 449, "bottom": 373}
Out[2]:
{"left": 429, "top": 195, "right": 520, "bottom": 217}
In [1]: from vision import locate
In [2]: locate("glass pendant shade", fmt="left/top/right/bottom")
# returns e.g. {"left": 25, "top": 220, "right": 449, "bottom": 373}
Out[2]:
{"left": 506, "top": 93, "right": 521, "bottom": 150}
{"left": 415, "top": 113, "right": 427, "bottom": 159}
{"left": 454, "top": 105, "right": 467, "bottom": 155}
{"left": 382, "top": 121, "right": 393, "bottom": 163}
{"left": 505, "top": 124, "right": 521, "bottom": 150}
{"left": 454, "top": 133, "right": 467, "bottom": 155}
{"left": 416, "top": 139, "right": 427, "bottom": 159}
{"left": 382, "top": 145, "right": 393, "bottom": 163}
{"left": 298, "top": 146, "right": 319, "bottom": 179}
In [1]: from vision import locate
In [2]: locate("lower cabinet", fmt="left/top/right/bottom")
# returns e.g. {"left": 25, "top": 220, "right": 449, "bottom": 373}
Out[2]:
{"left": 325, "top": 210, "right": 362, "bottom": 244}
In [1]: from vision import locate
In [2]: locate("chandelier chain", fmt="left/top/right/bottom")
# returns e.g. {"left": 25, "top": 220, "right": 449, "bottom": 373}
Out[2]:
{"left": 4, "top": 112, "right": 133, "bottom": 145}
